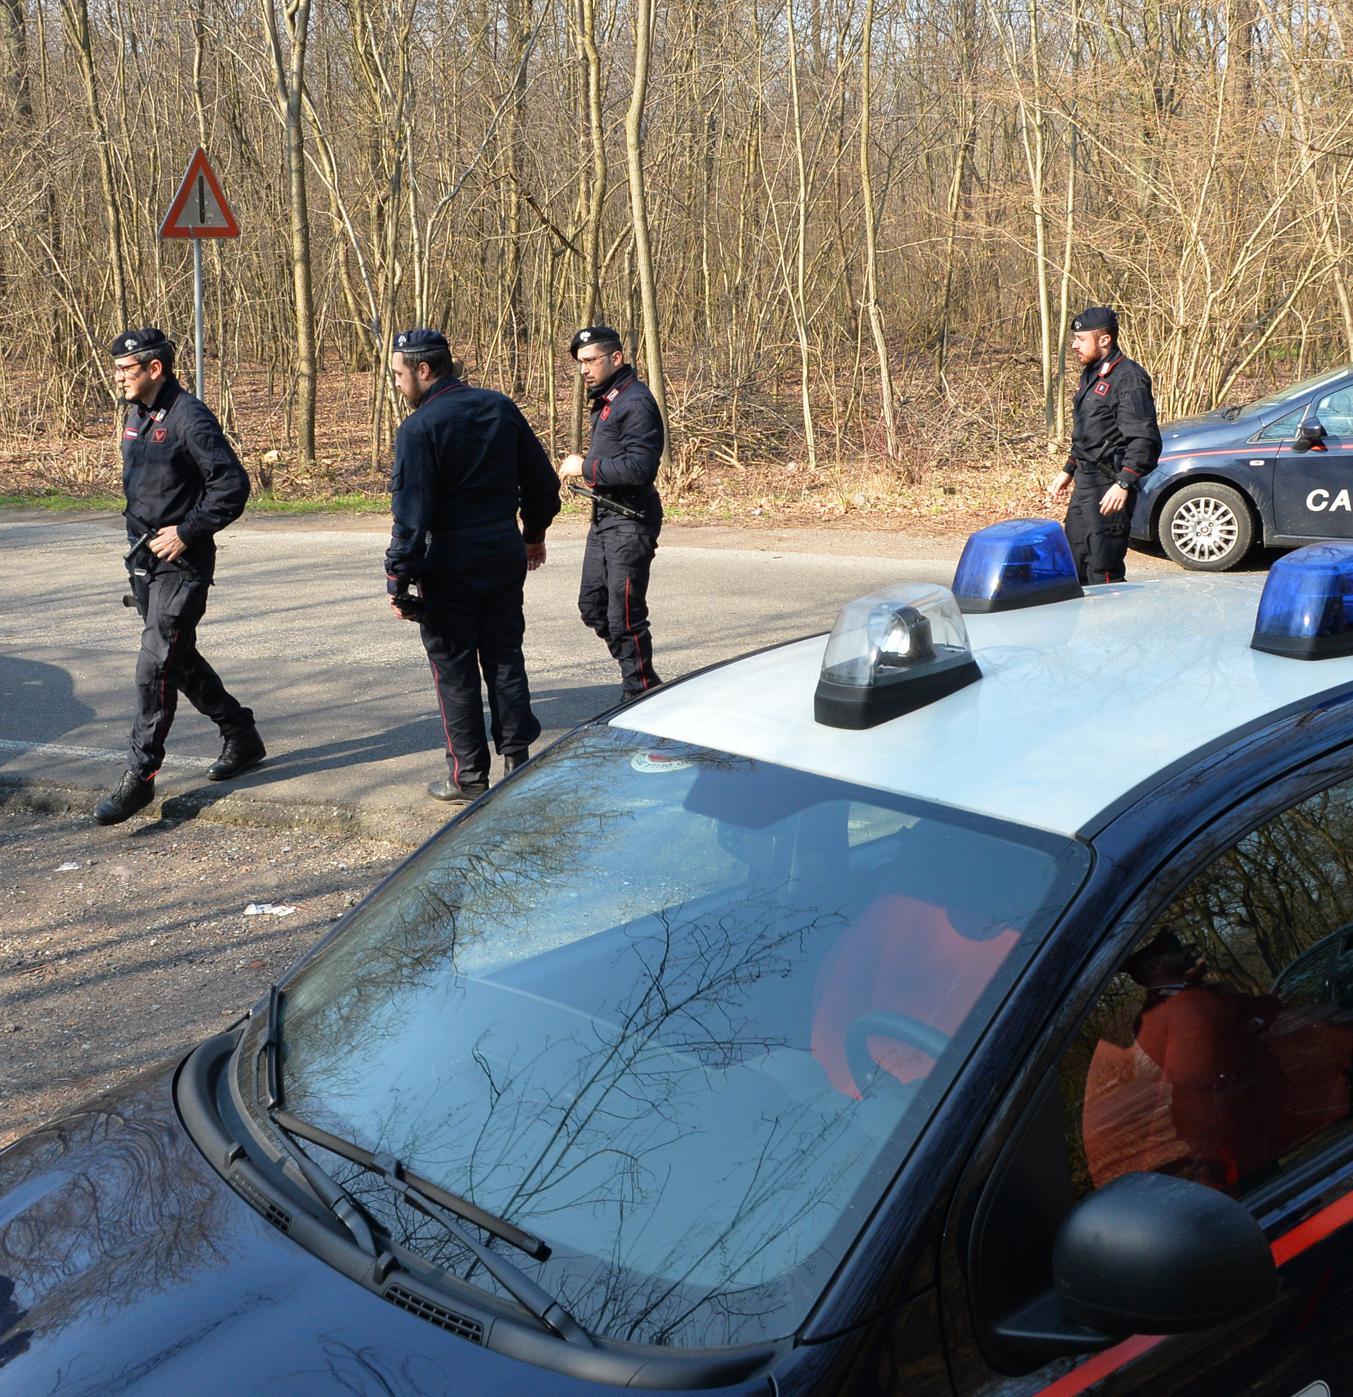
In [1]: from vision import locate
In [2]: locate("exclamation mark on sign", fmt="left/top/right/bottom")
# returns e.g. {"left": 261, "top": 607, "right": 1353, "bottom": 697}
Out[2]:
{"left": 196, "top": 173, "right": 206, "bottom": 226}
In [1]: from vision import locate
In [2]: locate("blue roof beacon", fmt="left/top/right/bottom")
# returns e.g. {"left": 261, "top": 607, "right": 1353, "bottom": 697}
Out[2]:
{"left": 1251, "top": 542, "right": 1353, "bottom": 660}
{"left": 951, "top": 518, "right": 1084, "bottom": 614}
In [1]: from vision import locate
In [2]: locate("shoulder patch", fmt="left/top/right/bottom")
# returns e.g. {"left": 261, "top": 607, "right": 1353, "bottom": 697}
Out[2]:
{"left": 1093, "top": 381, "right": 1110, "bottom": 397}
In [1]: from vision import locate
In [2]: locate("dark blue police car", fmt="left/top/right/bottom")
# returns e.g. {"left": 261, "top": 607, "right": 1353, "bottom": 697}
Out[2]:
{"left": 1132, "top": 363, "right": 1353, "bottom": 570}
{"left": 6, "top": 522, "right": 1353, "bottom": 1395}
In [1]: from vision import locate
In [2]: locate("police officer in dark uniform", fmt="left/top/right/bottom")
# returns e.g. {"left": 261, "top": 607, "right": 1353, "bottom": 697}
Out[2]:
{"left": 558, "top": 325, "right": 664, "bottom": 699}
{"left": 1049, "top": 306, "right": 1162, "bottom": 583}
{"left": 95, "top": 327, "right": 264, "bottom": 825}
{"left": 384, "top": 329, "right": 561, "bottom": 802}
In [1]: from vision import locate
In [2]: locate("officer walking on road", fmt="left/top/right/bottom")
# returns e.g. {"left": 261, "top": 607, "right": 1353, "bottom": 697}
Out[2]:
{"left": 1048, "top": 306, "right": 1162, "bottom": 584}
{"left": 558, "top": 326, "right": 664, "bottom": 700}
{"left": 384, "top": 329, "right": 561, "bottom": 803}
{"left": 95, "top": 327, "right": 264, "bottom": 826}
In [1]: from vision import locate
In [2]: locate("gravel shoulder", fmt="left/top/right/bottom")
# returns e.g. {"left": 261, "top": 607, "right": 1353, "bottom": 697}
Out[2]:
{"left": 0, "top": 800, "right": 408, "bottom": 1147}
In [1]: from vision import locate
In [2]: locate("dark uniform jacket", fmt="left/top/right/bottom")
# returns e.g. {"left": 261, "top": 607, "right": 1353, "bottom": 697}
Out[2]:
{"left": 121, "top": 374, "right": 249, "bottom": 582}
{"left": 384, "top": 376, "right": 561, "bottom": 587}
{"left": 1066, "top": 350, "right": 1162, "bottom": 490}
{"left": 582, "top": 366, "right": 663, "bottom": 530}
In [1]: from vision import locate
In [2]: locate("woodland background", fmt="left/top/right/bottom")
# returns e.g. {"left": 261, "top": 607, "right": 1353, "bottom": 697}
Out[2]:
{"left": 0, "top": 0, "right": 1350, "bottom": 519}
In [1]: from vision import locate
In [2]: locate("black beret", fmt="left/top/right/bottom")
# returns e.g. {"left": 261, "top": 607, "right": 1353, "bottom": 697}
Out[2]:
{"left": 569, "top": 324, "right": 622, "bottom": 359}
{"left": 109, "top": 326, "right": 172, "bottom": 359}
{"left": 1071, "top": 305, "right": 1119, "bottom": 335}
{"left": 393, "top": 328, "right": 450, "bottom": 356}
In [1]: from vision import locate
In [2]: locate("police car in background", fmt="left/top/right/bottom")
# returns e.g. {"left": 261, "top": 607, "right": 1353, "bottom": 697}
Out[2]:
{"left": 7, "top": 523, "right": 1353, "bottom": 1396}
{"left": 1132, "top": 363, "right": 1353, "bottom": 570}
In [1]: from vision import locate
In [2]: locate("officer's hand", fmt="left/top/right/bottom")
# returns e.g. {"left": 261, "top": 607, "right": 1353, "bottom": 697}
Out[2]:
{"left": 148, "top": 525, "right": 187, "bottom": 562}
{"left": 560, "top": 453, "right": 585, "bottom": 480}
{"left": 526, "top": 541, "right": 547, "bottom": 571}
{"left": 1099, "top": 484, "right": 1129, "bottom": 516}
{"left": 1048, "top": 471, "right": 1073, "bottom": 503}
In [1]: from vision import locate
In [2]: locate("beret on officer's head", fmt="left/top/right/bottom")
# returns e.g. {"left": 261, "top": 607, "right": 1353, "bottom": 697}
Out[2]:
{"left": 109, "top": 326, "right": 172, "bottom": 359}
{"left": 569, "top": 324, "right": 622, "bottom": 359}
{"left": 1071, "top": 305, "right": 1119, "bottom": 336}
{"left": 393, "top": 328, "right": 450, "bottom": 357}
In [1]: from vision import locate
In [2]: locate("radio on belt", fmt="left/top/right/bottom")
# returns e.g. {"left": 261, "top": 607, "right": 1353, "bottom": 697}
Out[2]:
{"left": 1251, "top": 542, "right": 1353, "bottom": 659}
{"left": 951, "top": 518, "right": 1083, "bottom": 613}
{"left": 814, "top": 582, "right": 981, "bottom": 730}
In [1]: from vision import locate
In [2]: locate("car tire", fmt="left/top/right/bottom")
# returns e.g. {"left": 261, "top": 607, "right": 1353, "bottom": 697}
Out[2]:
{"left": 1158, "top": 481, "right": 1255, "bottom": 571}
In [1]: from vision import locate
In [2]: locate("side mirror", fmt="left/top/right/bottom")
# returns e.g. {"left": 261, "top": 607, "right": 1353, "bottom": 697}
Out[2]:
{"left": 1054, "top": 1172, "right": 1276, "bottom": 1335}
{"left": 1291, "top": 419, "right": 1326, "bottom": 453}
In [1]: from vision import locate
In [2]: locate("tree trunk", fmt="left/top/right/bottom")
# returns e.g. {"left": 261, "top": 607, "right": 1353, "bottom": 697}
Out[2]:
{"left": 261, "top": 0, "right": 317, "bottom": 468}
{"left": 624, "top": 0, "right": 669, "bottom": 464}
{"left": 859, "top": 0, "right": 897, "bottom": 459}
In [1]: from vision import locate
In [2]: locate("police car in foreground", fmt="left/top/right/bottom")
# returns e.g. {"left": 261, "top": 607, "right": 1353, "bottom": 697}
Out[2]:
{"left": 1133, "top": 362, "right": 1353, "bottom": 570}
{"left": 8, "top": 522, "right": 1353, "bottom": 1396}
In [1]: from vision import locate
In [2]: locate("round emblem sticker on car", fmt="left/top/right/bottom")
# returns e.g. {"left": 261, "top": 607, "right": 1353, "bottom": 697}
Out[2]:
{"left": 631, "top": 751, "right": 695, "bottom": 773}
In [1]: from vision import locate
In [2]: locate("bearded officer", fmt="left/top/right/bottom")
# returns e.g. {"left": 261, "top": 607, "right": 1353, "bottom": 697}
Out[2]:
{"left": 558, "top": 325, "right": 664, "bottom": 699}
{"left": 1048, "top": 306, "right": 1162, "bottom": 583}
{"left": 384, "top": 329, "right": 560, "bottom": 802}
{"left": 95, "top": 327, "right": 263, "bottom": 825}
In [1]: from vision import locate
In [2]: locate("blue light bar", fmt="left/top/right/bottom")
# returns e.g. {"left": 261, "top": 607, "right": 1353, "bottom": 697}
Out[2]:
{"left": 952, "top": 518, "right": 1084, "bottom": 613}
{"left": 1252, "top": 543, "right": 1353, "bottom": 659}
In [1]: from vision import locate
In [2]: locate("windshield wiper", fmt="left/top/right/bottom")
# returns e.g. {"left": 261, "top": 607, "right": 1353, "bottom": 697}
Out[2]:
{"left": 251, "top": 984, "right": 282, "bottom": 1108}
{"left": 271, "top": 1108, "right": 589, "bottom": 1346}
{"left": 272, "top": 1107, "right": 550, "bottom": 1262}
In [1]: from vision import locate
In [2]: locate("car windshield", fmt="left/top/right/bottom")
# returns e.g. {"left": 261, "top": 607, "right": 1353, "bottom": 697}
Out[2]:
{"left": 1237, "top": 365, "right": 1351, "bottom": 419}
{"left": 255, "top": 725, "right": 1088, "bottom": 1348}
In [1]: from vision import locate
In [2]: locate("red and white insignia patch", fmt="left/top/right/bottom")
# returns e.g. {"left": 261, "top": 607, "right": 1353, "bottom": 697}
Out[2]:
{"left": 1093, "top": 381, "right": 1110, "bottom": 396}
{"left": 152, "top": 428, "right": 168, "bottom": 442}
{"left": 123, "top": 428, "right": 139, "bottom": 439}
{"left": 600, "top": 406, "right": 611, "bottom": 420}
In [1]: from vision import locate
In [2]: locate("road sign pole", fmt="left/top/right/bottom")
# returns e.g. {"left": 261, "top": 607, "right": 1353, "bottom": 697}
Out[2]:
{"left": 192, "top": 237, "right": 204, "bottom": 398}
{"left": 159, "top": 148, "right": 239, "bottom": 407}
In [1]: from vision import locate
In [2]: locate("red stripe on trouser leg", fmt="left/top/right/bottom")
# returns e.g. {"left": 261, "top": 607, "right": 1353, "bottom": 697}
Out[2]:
{"left": 429, "top": 660, "right": 459, "bottom": 783}
{"left": 625, "top": 578, "right": 649, "bottom": 691}
{"left": 150, "top": 626, "right": 183, "bottom": 761}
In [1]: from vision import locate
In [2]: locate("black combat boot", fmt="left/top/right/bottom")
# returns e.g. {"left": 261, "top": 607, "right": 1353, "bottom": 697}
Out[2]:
{"left": 94, "top": 770, "right": 155, "bottom": 825}
{"left": 426, "top": 778, "right": 490, "bottom": 803}
{"left": 503, "top": 751, "right": 530, "bottom": 775}
{"left": 207, "top": 728, "right": 267, "bottom": 781}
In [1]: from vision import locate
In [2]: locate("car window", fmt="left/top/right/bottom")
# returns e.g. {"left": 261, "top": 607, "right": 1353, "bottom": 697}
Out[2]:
{"left": 267, "top": 725, "right": 1089, "bottom": 1348}
{"left": 1240, "top": 365, "right": 1351, "bottom": 418}
{"left": 1253, "top": 402, "right": 1307, "bottom": 442}
{"left": 1315, "top": 386, "right": 1353, "bottom": 438}
{"left": 1060, "top": 776, "right": 1353, "bottom": 1200}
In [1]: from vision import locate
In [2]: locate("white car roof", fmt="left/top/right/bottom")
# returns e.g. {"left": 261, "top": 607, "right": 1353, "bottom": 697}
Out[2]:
{"left": 611, "top": 575, "right": 1353, "bottom": 838}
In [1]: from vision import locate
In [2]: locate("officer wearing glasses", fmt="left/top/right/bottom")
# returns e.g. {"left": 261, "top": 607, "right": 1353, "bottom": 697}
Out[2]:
{"left": 559, "top": 326, "right": 664, "bottom": 700}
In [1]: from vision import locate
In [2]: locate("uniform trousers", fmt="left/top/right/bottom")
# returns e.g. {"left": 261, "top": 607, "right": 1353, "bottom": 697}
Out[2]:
{"left": 128, "top": 567, "right": 253, "bottom": 777}
{"left": 1065, "top": 475, "right": 1131, "bottom": 584}
{"left": 578, "top": 521, "right": 661, "bottom": 699}
{"left": 418, "top": 539, "right": 540, "bottom": 789}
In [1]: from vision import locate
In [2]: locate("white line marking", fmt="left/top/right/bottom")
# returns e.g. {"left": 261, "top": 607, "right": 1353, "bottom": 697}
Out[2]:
{"left": 0, "top": 738, "right": 212, "bottom": 769}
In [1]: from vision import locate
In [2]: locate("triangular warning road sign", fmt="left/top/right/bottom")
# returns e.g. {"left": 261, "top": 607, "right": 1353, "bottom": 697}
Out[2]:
{"left": 159, "top": 148, "right": 239, "bottom": 239}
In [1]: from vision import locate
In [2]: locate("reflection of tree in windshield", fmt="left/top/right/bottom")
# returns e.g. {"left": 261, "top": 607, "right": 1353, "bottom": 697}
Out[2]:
{"left": 272, "top": 727, "right": 1071, "bottom": 1347}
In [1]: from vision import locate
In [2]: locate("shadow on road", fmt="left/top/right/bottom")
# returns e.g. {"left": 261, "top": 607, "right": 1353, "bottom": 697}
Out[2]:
{"left": 0, "top": 656, "right": 96, "bottom": 764}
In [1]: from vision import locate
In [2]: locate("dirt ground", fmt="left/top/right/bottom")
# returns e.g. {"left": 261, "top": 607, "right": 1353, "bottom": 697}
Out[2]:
{"left": 0, "top": 801, "right": 409, "bottom": 1149}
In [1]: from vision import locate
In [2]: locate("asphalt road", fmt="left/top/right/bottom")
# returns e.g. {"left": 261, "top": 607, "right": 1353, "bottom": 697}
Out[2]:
{"left": 0, "top": 511, "right": 1176, "bottom": 838}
